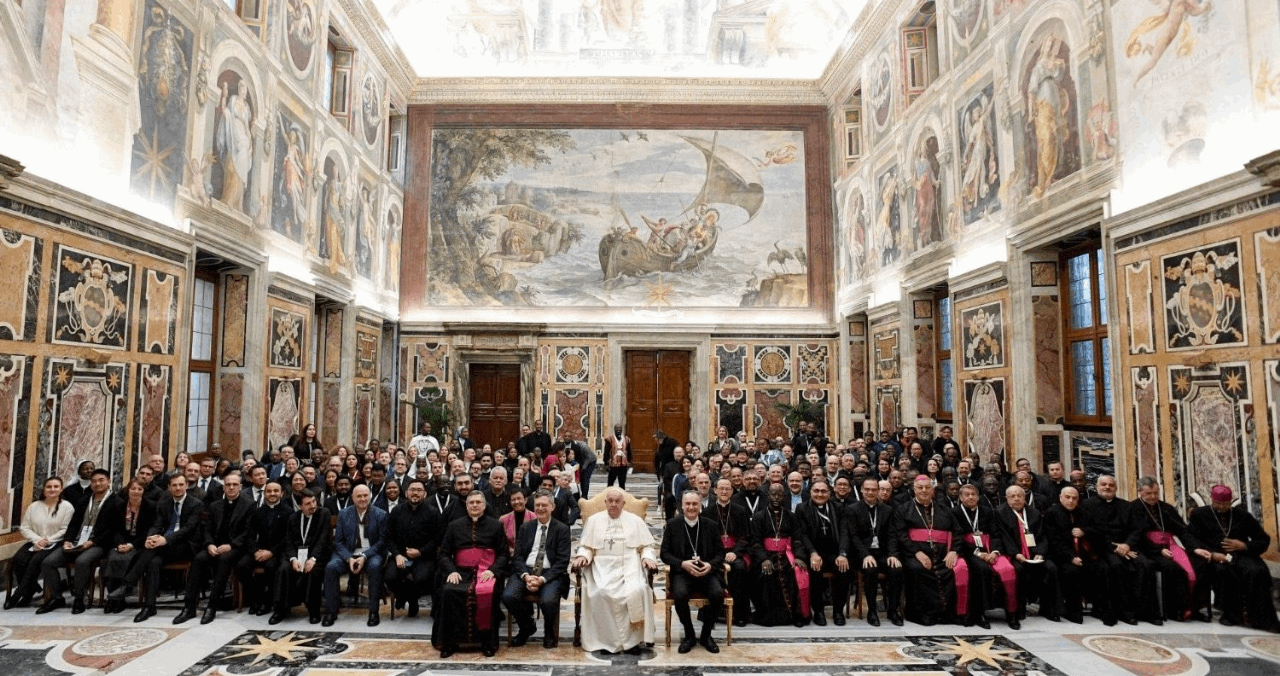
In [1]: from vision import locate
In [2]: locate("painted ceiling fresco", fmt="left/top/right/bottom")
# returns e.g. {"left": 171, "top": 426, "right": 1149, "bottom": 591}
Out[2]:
{"left": 372, "top": 0, "right": 859, "bottom": 78}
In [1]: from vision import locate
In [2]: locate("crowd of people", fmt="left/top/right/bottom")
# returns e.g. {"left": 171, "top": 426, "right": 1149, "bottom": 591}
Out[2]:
{"left": 5, "top": 420, "right": 1277, "bottom": 659}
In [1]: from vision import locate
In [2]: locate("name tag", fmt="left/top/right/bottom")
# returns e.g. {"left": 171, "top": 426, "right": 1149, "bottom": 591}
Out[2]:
{"left": 297, "top": 547, "right": 309, "bottom": 562}
{"left": 870, "top": 536, "right": 879, "bottom": 549}
{"left": 1023, "top": 533, "right": 1037, "bottom": 548}
{"left": 76, "top": 526, "right": 93, "bottom": 547}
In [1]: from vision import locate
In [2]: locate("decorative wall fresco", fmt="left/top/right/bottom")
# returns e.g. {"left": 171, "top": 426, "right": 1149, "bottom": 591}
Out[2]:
{"left": 958, "top": 83, "right": 1001, "bottom": 225}
{"left": 385, "top": 208, "right": 401, "bottom": 292}
{"left": 1168, "top": 363, "right": 1253, "bottom": 506}
{"left": 270, "top": 109, "right": 313, "bottom": 244}
{"left": 0, "top": 229, "right": 42, "bottom": 342}
{"left": 915, "top": 320, "right": 936, "bottom": 419}
{"left": 798, "top": 344, "right": 828, "bottom": 384}
{"left": 360, "top": 76, "right": 382, "bottom": 148}
{"left": 51, "top": 246, "right": 133, "bottom": 350}
{"left": 965, "top": 378, "right": 1006, "bottom": 462}
{"left": 867, "top": 48, "right": 895, "bottom": 146}
{"left": 134, "top": 364, "right": 171, "bottom": 465}
{"left": 0, "top": 354, "right": 33, "bottom": 530}
{"left": 1124, "top": 259, "right": 1155, "bottom": 354}
{"left": 874, "top": 327, "right": 900, "bottom": 380}
{"left": 848, "top": 320, "right": 869, "bottom": 417}
{"left": 130, "top": 1, "right": 193, "bottom": 208}
{"left": 753, "top": 345, "right": 793, "bottom": 384}
{"left": 1161, "top": 240, "right": 1245, "bottom": 350}
{"left": 1030, "top": 261, "right": 1058, "bottom": 287}
{"left": 267, "top": 377, "right": 302, "bottom": 453}
{"left": 210, "top": 67, "right": 257, "bottom": 214}
{"left": 948, "top": 0, "right": 991, "bottom": 68}
{"left": 555, "top": 347, "right": 590, "bottom": 385}
{"left": 138, "top": 270, "right": 179, "bottom": 355}
{"left": 1032, "top": 293, "right": 1063, "bottom": 424}
{"left": 554, "top": 390, "right": 590, "bottom": 442}
{"left": 221, "top": 274, "right": 249, "bottom": 368}
{"left": 536, "top": 339, "right": 607, "bottom": 447}
{"left": 839, "top": 185, "right": 867, "bottom": 283}
{"left": 356, "top": 329, "right": 379, "bottom": 380}
{"left": 1254, "top": 228, "right": 1280, "bottom": 344}
{"left": 1019, "top": 21, "right": 1081, "bottom": 200}
{"left": 961, "top": 300, "right": 1004, "bottom": 369}
{"left": 318, "top": 156, "right": 350, "bottom": 274}
{"left": 715, "top": 388, "right": 747, "bottom": 437}
{"left": 269, "top": 308, "right": 305, "bottom": 369}
{"left": 876, "top": 385, "right": 901, "bottom": 435}
{"left": 752, "top": 388, "right": 791, "bottom": 442}
{"left": 872, "top": 165, "right": 902, "bottom": 265}
{"left": 425, "top": 127, "right": 809, "bottom": 309}
{"left": 38, "top": 359, "right": 128, "bottom": 494}
{"left": 283, "top": 0, "right": 318, "bottom": 75}
{"left": 354, "top": 182, "right": 376, "bottom": 279}
{"left": 910, "top": 131, "right": 944, "bottom": 250}
{"left": 1131, "top": 366, "right": 1160, "bottom": 480}
{"left": 323, "top": 309, "right": 343, "bottom": 378}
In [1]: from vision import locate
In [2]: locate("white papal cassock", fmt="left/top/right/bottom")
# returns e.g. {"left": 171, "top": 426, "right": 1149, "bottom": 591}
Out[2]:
{"left": 575, "top": 509, "right": 657, "bottom": 652}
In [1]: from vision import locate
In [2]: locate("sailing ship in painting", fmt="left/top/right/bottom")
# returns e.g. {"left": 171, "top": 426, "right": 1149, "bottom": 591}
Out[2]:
{"left": 598, "top": 135, "right": 761, "bottom": 281}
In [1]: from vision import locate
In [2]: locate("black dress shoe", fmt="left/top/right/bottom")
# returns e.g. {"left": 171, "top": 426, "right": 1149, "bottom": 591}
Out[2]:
{"left": 833, "top": 611, "right": 846, "bottom": 626}
{"left": 812, "top": 612, "right": 827, "bottom": 626}
{"left": 889, "top": 613, "right": 904, "bottom": 627}
{"left": 700, "top": 636, "right": 720, "bottom": 654}
{"left": 367, "top": 611, "right": 380, "bottom": 627}
{"left": 678, "top": 636, "right": 697, "bottom": 654}
{"left": 1066, "top": 613, "right": 1084, "bottom": 624}
{"left": 543, "top": 636, "right": 558, "bottom": 649}
{"left": 793, "top": 618, "right": 807, "bottom": 627}
{"left": 72, "top": 597, "right": 85, "bottom": 614}
{"left": 1104, "top": 617, "right": 1118, "bottom": 627}
{"left": 976, "top": 617, "right": 991, "bottom": 629}
{"left": 255, "top": 605, "right": 271, "bottom": 616}
{"left": 201, "top": 607, "right": 217, "bottom": 624}
{"left": 1008, "top": 617, "right": 1021, "bottom": 630}
{"left": 36, "top": 597, "right": 66, "bottom": 614}
{"left": 511, "top": 629, "right": 534, "bottom": 648}
{"left": 408, "top": 599, "right": 419, "bottom": 618}
{"left": 481, "top": 644, "right": 497, "bottom": 657}
{"left": 309, "top": 613, "right": 321, "bottom": 624}
{"left": 1149, "top": 617, "right": 1164, "bottom": 626}
{"left": 866, "top": 611, "right": 881, "bottom": 626}
{"left": 173, "top": 607, "right": 197, "bottom": 625}
{"left": 439, "top": 646, "right": 455, "bottom": 659}
{"left": 1220, "top": 616, "right": 1240, "bottom": 627}
{"left": 135, "top": 606, "right": 157, "bottom": 623}
{"left": 269, "top": 612, "right": 286, "bottom": 625}
{"left": 733, "top": 616, "right": 748, "bottom": 627}
{"left": 1121, "top": 616, "right": 1138, "bottom": 625}
{"left": 321, "top": 614, "right": 335, "bottom": 627}
{"left": 961, "top": 616, "right": 974, "bottom": 627}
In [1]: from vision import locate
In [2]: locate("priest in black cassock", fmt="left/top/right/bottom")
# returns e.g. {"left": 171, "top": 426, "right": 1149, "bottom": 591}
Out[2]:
{"left": 434, "top": 491, "right": 508, "bottom": 658}
{"left": 1128, "top": 476, "right": 1210, "bottom": 622}
{"left": 705, "top": 478, "right": 754, "bottom": 627}
{"left": 660, "top": 490, "right": 727, "bottom": 653}
{"left": 889, "top": 476, "right": 962, "bottom": 626}
{"left": 1188, "top": 485, "right": 1280, "bottom": 631}
{"left": 794, "top": 478, "right": 852, "bottom": 626}
{"left": 750, "top": 483, "right": 810, "bottom": 627}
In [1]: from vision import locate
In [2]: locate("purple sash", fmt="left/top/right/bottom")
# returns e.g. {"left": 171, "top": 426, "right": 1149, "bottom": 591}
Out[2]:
{"left": 764, "top": 536, "right": 810, "bottom": 617}
{"left": 456, "top": 547, "right": 497, "bottom": 630}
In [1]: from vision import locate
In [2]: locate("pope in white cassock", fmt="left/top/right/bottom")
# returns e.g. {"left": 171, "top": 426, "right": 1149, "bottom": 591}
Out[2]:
{"left": 572, "top": 488, "right": 659, "bottom": 653}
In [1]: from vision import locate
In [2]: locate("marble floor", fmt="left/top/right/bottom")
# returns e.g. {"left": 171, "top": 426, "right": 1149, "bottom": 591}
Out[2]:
{"left": 2, "top": 601, "right": 1277, "bottom": 676}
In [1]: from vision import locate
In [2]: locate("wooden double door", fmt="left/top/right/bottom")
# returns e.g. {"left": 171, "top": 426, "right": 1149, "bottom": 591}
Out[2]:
{"left": 624, "top": 350, "right": 690, "bottom": 472}
{"left": 468, "top": 363, "right": 521, "bottom": 450}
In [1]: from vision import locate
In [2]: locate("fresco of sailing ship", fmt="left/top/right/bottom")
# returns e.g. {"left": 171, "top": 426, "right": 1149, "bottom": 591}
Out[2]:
{"left": 597, "top": 135, "right": 762, "bottom": 282}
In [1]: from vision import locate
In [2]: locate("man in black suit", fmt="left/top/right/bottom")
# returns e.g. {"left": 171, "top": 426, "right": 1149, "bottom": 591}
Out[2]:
{"left": 109, "top": 473, "right": 204, "bottom": 623}
{"left": 176, "top": 471, "right": 255, "bottom": 624}
{"left": 517, "top": 420, "right": 553, "bottom": 459}
{"left": 660, "top": 490, "right": 726, "bottom": 653}
{"left": 996, "top": 485, "right": 1061, "bottom": 622}
{"left": 237, "top": 480, "right": 292, "bottom": 616}
{"left": 271, "top": 490, "right": 332, "bottom": 624}
{"left": 325, "top": 475, "right": 354, "bottom": 514}
{"left": 794, "top": 478, "right": 851, "bottom": 626}
{"left": 705, "top": 477, "right": 753, "bottom": 626}
{"left": 549, "top": 471, "right": 579, "bottom": 526}
{"left": 848, "top": 478, "right": 903, "bottom": 626}
{"left": 502, "top": 490, "right": 572, "bottom": 647}
{"left": 385, "top": 479, "right": 439, "bottom": 618}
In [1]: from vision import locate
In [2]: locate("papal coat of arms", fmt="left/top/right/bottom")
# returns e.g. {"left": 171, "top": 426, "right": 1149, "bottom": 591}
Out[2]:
{"left": 1163, "top": 243, "right": 1245, "bottom": 350}
{"left": 55, "top": 252, "right": 132, "bottom": 348}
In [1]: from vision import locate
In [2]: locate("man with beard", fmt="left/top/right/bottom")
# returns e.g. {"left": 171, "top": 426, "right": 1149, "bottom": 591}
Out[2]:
{"left": 238, "top": 479, "right": 292, "bottom": 616}
{"left": 325, "top": 475, "right": 353, "bottom": 514}
{"left": 323, "top": 484, "right": 388, "bottom": 627}
{"left": 1129, "top": 476, "right": 1211, "bottom": 622}
{"left": 661, "top": 491, "right": 727, "bottom": 653}
{"left": 848, "top": 477, "right": 903, "bottom": 626}
{"left": 1043, "top": 486, "right": 1087, "bottom": 623}
{"left": 434, "top": 491, "right": 508, "bottom": 657}
{"left": 890, "top": 476, "right": 961, "bottom": 626}
{"left": 795, "top": 479, "right": 850, "bottom": 626}
{"left": 953, "top": 483, "right": 1016, "bottom": 629}
{"left": 385, "top": 479, "right": 438, "bottom": 618}
{"left": 1188, "top": 485, "right": 1279, "bottom": 631}
{"left": 706, "top": 478, "right": 753, "bottom": 627}
{"left": 750, "top": 483, "right": 810, "bottom": 627}
{"left": 732, "top": 471, "right": 768, "bottom": 516}
{"left": 997, "top": 485, "right": 1061, "bottom": 623}
{"left": 1079, "top": 474, "right": 1144, "bottom": 626}
{"left": 271, "top": 490, "right": 331, "bottom": 624}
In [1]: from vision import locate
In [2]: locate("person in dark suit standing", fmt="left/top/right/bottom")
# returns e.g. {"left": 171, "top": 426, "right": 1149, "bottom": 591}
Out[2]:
{"left": 503, "top": 490, "right": 572, "bottom": 648}
{"left": 176, "top": 471, "right": 255, "bottom": 624}
{"left": 271, "top": 490, "right": 332, "bottom": 624}
{"left": 322, "top": 484, "right": 388, "bottom": 627}
{"left": 109, "top": 474, "right": 204, "bottom": 623}
{"left": 518, "top": 420, "right": 553, "bottom": 460}
{"left": 661, "top": 490, "right": 726, "bottom": 653}
{"left": 238, "top": 480, "right": 293, "bottom": 616}
{"left": 604, "top": 424, "right": 631, "bottom": 489}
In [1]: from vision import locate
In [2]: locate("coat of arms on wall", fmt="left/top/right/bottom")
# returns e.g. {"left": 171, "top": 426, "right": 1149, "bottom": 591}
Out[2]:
{"left": 269, "top": 308, "right": 305, "bottom": 369}
{"left": 961, "top": 300, "right": 1004, "bottom": 369}
{"left": 1162, "top": 240, "right": 1245, "bottom": 350}
{"left": 52, "top": 247, "right": 133, "bottom": 349}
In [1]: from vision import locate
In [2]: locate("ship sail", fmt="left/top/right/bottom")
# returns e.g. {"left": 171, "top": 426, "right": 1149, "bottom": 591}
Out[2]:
{"left": 680, "top": 135, "right": 765, "bottom": 221}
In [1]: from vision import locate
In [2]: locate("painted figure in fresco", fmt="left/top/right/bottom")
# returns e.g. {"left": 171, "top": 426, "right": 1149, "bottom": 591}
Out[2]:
{"left": 960, "top": 94, "right": 997, "bottom": 218}
{"left": 1026, "top": 35, "right": 1071, "bottom": 199}
{"left": 286, "top": 0, "right": 317, "bottom": 71}
{"left": 276, "top": 115, "right": 311, "bottom": 240}
{"left": 385, "top": 215, "right": 401, "bottom": 292}
{"left": 845, "top": 190, "right": 866, "bottom": 281}
{"left": 355, "top": 185, "right": 375, "bottom": 278}
{"left": 215, "top": 79, "right": 254, "bottom": 211}
{"left": 362, "top": 79, "right": 381, "bottom": 146}
{"left": 139, "top": 7, "right": 189, "bottom": 118}
{"left": 967, "top": 381, "right": 1005, "bottom": 460}
{"left": 1125, "top": 0, "right": 1212, "bottom": 86}
{"left": 875, "top": 170, "right": 900, "bottom": 266}
{"left": 319, "top": 163, "right": 349, "bottom": 271}
{"left": 269, "top": 381, "right": 300, "bottom": 453}
{"left": 912, "top": 137, "right": 942, "bottom": 250}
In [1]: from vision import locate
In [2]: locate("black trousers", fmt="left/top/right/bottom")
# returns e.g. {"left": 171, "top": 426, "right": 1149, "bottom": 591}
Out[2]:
{"left": 385, "top": 555, "right": 435, "bottom": 604}
{"left": 11, "top": 544, "right": 57, "bottom": 601}
{"left": 1207, "top": 556, "right": 1280, "bottom": 629}
{"left": 123, "top": 544, "right": 194, "bottom": 606}
{"left": 501, "top": 574, "right": 564, "bottom": 636}
{"left": 275, "top": 560, "right": 324, "bottom": 615}
{"left": 669, "top": 571, "right": 725, "bottom": 638}
{"left": 725, "top": 555, "right": 752, "bottom": 619}
{"left": 862, "top": 552, "right": 904, "bottom": 616}
{"left": 1010, "top": 558, "right": 1061, "bottom": 618}
{"left": 1057, "top": 559, "right": 1086, "bottom": 619}
{"left": 234, "top": 552, "right": 282, "bottom": 611}
{"left": 606, "top": 466, "right": 627, "bottom": 489}
{"left": 1142, "top": 553, "right": 1207, "bottom": 620}
{"left": 814, "top": 555, "right": 850, "bottom": 614}
{"left": 1089, "top": 551, "right": 1145, "bottom": 623}
{"left": 185, "top": 547, "right": 244, "bottom": 608}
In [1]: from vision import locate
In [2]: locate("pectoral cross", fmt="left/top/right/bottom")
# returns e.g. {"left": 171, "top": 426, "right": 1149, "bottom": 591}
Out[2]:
{"left": 820, "top": 521, "right": 830, "bottom": 536}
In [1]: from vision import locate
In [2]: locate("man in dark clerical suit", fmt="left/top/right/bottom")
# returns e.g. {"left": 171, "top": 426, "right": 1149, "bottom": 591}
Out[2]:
{"left": 1079, "top": 474, "right": 1145, "bottom": 626}
{"left": 549, "top": 472, "right": 579, "bottom": 526}
{"left": 889, "top": 476, "right": 962, "bottom": 627}
{"left": 996, "top": 485, "right": 1062, "bottom": 622}
{"left": 271, "top": 491, "right": 332, "bottom": 624}
{"left": 434, "top": 491, "right": 508, "bottom": 658}
{"left": 794, "top": 478, "right": 852, "bottom": 626}
{"left": 238, "top": 480, "right": 293, "bottom": 616}
{"left": 661, "top": 490, "right": 726, "bottom": 653}
{"left": 385, "top": 479, "right": 439, "bottom": 618}
{"left": 1043, "top": 486, "right": 1088, "bottom": 624}
{"left": 323, "top": 484, "right": 388, "bottom": 627}
{"left": 176, "top": 472, "right": 256, "bottom": 624}
{"left": 848, "top": 478, "right": 903, "bottom": 626}
{"left": 517, "top": 420, "right": 553, "bottom": 460}
{"left": 1128, "top": 476, "right": 1210, "bottom": 623}
{"left": 1188, "top": 484, "right": 1280, "bottom": 631}
{"left": 109, "top": 473, "right": 204, "bottom": 623}
{"left": 731, "top": 472, "right": 768, "bottom": 516}
{"left": 705, "top": 478, "right": 753, "bottom": 627}
{"left": 503, "top": 490, "right": 572, "bottom": 648}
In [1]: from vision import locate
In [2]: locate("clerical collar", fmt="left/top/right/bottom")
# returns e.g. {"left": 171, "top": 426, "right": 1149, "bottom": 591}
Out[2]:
{"left": 684, "top": 517, "right": 699, "bottom": 527}
{"left": 716, "top": 500, "right": 730, "bottom": 507}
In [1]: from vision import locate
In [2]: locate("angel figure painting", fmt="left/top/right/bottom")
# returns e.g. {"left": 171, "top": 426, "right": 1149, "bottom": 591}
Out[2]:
{"left": 958, "top": 85, "right": 1001, "bottom": 225}
{"left": 270, "top": 111, "right": 311, "bottom": 243}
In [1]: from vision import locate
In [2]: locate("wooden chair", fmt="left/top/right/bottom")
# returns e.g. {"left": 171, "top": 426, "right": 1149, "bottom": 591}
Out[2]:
{"left": 817, "top": 570, "right": 856, "bottom": 620}
{"left": 662, "top": 564, "right": 733, "bottom": 647}
{"left": 572, "top": 490, "right": 650, "bottom": 648}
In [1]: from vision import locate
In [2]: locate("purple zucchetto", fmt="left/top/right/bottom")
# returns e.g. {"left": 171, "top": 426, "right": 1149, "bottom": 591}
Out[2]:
{"left": 1210, "top": 485, "right": 1233, "bottom": 503}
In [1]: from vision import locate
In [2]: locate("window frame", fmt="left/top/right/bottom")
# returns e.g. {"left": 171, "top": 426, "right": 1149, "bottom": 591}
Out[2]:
{"left": 901, "top": 2, "right": 940, "bottom": 106}
{"left": 935, "top": 290, "right": 953, "bottom": 422}
{"left": 843, "top": 86, "right": 863, "bottom": 164}
{"left": 186, "top": 269, "right": 221, "bottom": 455}
{"left": 326, "top": 30, "right": 354, "bottom": 123}
{"left": 1060, "top": 242, "right": 1112, "bottom": 428}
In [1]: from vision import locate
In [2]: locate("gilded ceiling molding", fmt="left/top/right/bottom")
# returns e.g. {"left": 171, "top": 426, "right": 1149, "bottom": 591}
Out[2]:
{"left": 337, "top": 0, "right": 416, "bottom": 101}
{"left": 818, "top": 0, "right": 901, "bottom": 105}
{"left": 410, "top": 77, "right": 827, "bottom": 106}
